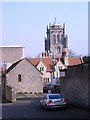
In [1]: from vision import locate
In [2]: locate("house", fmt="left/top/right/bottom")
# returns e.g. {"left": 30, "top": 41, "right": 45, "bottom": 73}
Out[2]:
{"left": 28, "top": 58, "right": 52, "bottom": 84}
{"left": 54, "top": 59, "right": 66, "bottom": 79}
{"left": 6, "top": 58, "right": 43, "bottom": 94}
{"left": 28, "top": 53, "right": 84, "bottom": 82}
{"left": 28, "top": 57, "right": 66, "bottom": 84}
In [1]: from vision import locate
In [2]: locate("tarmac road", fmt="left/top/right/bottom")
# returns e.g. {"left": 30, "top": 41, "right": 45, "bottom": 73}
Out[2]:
{"left": 1, "top": 95, "right": 88, "bottom": 119}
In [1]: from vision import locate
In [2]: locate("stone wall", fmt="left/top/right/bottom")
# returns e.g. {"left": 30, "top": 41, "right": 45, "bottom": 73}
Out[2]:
{"left": 5, "top": 85, "right": 16, "bottom": 102}
{"left": 60, "top": 63, "right": 89, "bottom": 109}
{"left": 6, "top": 59, "right": 43, "bottom": 94}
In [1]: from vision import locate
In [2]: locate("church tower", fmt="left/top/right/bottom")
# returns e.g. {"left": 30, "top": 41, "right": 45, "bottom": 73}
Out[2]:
{"left": 44, "top": 19, "right": 68, "bottom": 58}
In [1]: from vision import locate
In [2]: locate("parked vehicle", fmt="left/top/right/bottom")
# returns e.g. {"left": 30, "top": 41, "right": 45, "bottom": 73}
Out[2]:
{"left": 43, "top": 84, "right": 60, "bottom": 93}
{"left": 40, "top": 93, "right": 67, "bottom": 110}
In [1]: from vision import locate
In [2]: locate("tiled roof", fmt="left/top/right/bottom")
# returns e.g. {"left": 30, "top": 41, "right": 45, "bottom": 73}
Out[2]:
{"left": 28, "top": 57, "right": 83, "bottom": 71}
{"left": 28, "top": 58, "right": 58, "bottom": 72}
{"left": 68, "top": 57, "right": 83, "bottom": 66}
{"left": 27, "top": 58, "right": 41, "bottom": 67}
{"left": 6, "top": 57, "right": 83, "bottom": 74}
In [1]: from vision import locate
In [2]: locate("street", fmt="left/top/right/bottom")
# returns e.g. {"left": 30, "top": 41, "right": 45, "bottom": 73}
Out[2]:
{"left": 1, "top": 96, "right": 88, "bottom": 119}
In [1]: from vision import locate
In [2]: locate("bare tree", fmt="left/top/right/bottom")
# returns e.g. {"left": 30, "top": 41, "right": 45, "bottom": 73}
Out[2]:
{"left": 36, "top": 53, "right": 42, "bottom": 58}
{"left": 68, "top": 49, "right": 76, "bottom": 57}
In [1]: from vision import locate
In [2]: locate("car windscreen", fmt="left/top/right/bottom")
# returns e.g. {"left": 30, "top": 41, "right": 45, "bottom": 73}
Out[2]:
{"left": 49, "top": 94, "right": 63, "bottom": 99}
{"left": 45, "top": 85, "right": 53, "bottom": 88}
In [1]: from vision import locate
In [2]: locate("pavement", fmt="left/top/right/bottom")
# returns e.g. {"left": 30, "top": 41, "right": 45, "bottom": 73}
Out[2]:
{"left": 16, "top": 93, "right": 45, "bottom": 99}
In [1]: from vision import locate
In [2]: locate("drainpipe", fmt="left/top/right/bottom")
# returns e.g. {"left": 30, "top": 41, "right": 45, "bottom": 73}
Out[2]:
{"left": 52, "top": 53, "right": 55, "bottom": 79}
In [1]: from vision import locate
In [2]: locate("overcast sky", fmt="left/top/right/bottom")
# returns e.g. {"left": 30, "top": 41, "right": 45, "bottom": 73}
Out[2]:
{"left": 0, "top": 1, "right": 88, "bottom": 57}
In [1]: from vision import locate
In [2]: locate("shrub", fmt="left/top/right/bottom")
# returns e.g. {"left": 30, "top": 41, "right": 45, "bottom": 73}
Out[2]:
{"left": 38, "top": 92, "right": 42, "bottom": 94}
{"left": 17, "top": 92, "right": 22, "bottom": 94}
{"left": 34, "top": 92, "right": 37, "bottom": 94}
{"left": 24, "top": 92, "right": 27, "bottom": 94}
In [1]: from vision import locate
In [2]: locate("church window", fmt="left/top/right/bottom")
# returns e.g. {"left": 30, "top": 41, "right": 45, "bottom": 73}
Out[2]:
{"left": 57, "top": 34, "right": 60, "bottom": 43}
{"left": 57, "top": 46, "right": 60, "bottom": 54}
{"left": 53, "top": 35, "right": 56, "bottom": 43}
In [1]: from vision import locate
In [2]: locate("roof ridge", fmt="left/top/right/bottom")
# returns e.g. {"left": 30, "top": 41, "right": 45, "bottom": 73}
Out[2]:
{"left": 24, "top": 58, "right": 43, "bottom": 75}
{"left": 6, "top": 59, "right": 23, "bottom": 74}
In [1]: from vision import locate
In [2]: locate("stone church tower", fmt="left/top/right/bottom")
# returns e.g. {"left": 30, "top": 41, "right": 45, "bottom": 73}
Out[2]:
{"left": 44, "top": 19, "right": 68, "bottom": 58}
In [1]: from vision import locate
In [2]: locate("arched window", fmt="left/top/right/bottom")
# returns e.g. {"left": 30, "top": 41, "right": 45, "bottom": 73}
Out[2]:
{"left": 53, "top": 35, "right": 56, "bottom": 43}
{"left": 57, "top": 46, "right": 60, "bottom": 54}
{"left": 57, "top": 34, "right": 60, "bottom": 43}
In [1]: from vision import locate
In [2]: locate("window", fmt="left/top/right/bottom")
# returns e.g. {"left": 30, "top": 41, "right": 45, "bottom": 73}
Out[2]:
{"left": 49, "top": 94, "right": 62, "bottom": 99}
{"left": 40, "top": 67, "right": 44, "bottom": 72}
{"left": 48, "top": 78, "right": 49, "bottom": 82}
{"left": 44, "top": 78, "right": 49, "bottom": 82}
{"left": 53, "top": 35, "right": 56, "bottom": 43}
{"left": 59, "top": 67, "right": 62, "bottom": 70}
{"left": 18, "top": 74, "right": 22, "bottom": 82}
{"left": 57, "top": 34, "right": 60, "bottom": 43}
{"left": 57, "top": 46, "right": 60, "bottom": 54}
{"left": 44, "top": 78, "right": 46, "bottom": 82}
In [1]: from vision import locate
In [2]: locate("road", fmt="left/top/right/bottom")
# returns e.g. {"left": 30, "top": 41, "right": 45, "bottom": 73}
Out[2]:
{"left": 0, "top": 96, "right": 88, "bottom": 119}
